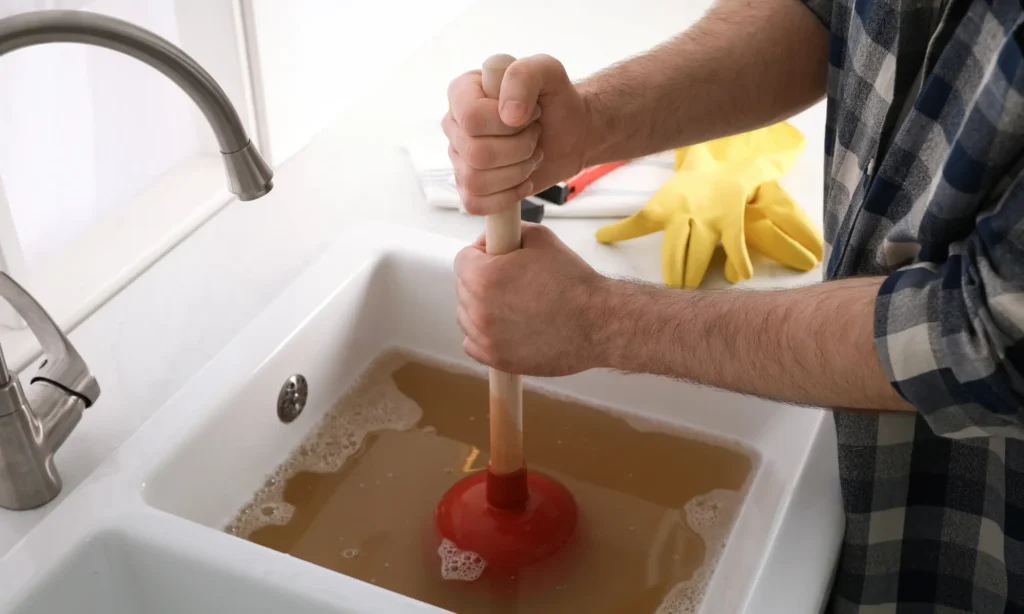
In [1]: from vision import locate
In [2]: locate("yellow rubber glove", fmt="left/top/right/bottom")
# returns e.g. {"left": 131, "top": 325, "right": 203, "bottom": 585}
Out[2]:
{"left": 595, "top": 121, "right": 819, "bottom": 288}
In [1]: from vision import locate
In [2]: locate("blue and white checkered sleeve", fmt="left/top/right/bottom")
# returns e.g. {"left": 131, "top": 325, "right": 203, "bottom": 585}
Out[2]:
{"left": 799, "top": 0, "right": 833, "bottom": 29}
{"left": 875, "top": 175, "right": 1024, "bottom": 440}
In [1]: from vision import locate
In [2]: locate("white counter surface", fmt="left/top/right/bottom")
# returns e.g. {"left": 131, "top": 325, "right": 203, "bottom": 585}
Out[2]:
{"left": 0, "top": 0, "right": 830, "bottom": 562}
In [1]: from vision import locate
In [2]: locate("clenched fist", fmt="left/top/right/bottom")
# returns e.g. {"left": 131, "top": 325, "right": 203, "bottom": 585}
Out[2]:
{"left": 455, "top": 223, "right": 610, "bottom": 376}
{"left": 442, "top": 54, "right": 591, "bottom": 215}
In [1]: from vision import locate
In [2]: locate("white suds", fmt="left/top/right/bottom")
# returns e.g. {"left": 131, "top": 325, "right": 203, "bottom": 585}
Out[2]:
{"left": 437, "top": 538, "right": 488, "bottom": 582}
{"left": 656, "top": 489, "right": 743, "bottom": 614}
{"left": 225, "top": 353, "right": 422, "bottom": 538}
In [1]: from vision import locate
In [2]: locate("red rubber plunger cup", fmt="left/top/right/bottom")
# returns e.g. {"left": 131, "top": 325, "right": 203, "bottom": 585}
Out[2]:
{"left": 436, "top": 464, "right": 578, "bottom": 571}
{"left": 434, "top": 53, "right": 578, "bottom": 573}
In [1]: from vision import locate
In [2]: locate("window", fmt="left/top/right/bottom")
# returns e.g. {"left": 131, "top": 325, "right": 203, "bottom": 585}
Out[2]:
{"left": 0, "top": 0, "right": 258, "bottom": 361}
{"left": 0, "top": 0, "right": 472, "bottom": 366}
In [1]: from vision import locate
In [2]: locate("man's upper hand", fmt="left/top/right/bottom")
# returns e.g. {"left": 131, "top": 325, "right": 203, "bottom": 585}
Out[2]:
{"left": 443, "top": 54, "right": 592, "bottom": 215}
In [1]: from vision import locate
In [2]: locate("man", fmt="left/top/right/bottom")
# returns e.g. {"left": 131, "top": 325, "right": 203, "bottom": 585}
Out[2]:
{"left": 444, "top": 0, "right": 1024, "bottom": 611}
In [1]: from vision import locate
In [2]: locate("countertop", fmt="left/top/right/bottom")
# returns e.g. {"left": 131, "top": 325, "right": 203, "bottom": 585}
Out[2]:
{"left": 0, "top": 0, "right": 827, "bottom": 555}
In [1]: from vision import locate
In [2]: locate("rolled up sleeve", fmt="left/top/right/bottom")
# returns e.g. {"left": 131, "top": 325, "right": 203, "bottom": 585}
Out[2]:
{"left": 875, "top": 179, "right": 1024, "bottom": 440}
{"left": 800, "top": 0, "right": 833, "bottom": 30}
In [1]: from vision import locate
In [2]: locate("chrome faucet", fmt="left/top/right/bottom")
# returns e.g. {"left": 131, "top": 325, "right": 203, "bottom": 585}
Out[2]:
{"left": 0, "top": 10, "right": 274, "bottom": 510}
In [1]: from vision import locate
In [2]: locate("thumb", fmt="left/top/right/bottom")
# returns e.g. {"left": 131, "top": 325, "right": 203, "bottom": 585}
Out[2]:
{"left": 498, "top": 54, "right": 573, "bottom": 126}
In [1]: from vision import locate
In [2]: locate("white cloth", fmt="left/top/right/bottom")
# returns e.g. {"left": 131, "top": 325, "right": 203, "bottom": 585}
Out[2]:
{"left": 400, "top": 123, "right": 674, "bottom": 218}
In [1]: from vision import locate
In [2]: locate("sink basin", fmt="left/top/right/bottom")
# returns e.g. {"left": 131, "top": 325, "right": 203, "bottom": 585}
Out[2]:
{"left": 5, "top": 515, "right": 378, "bottom": 614}
{"left": 0, "top": 222, "right": 843, "bottom": 613}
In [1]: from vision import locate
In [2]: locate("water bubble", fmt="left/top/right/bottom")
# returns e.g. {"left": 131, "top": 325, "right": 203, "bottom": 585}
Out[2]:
{"left": 342, "top": 548, "right": 360, "bottom": 559}
{"left": 438, "top": 539, "right": 487, "bottom": 582}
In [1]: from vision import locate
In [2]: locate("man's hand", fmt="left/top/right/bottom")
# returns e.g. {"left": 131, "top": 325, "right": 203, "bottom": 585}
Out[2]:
{"left": 455, "top": 223, "right": 606, "bottom": 375}
{"left": 443, "top": 55, "right": 591, "bottom": 215}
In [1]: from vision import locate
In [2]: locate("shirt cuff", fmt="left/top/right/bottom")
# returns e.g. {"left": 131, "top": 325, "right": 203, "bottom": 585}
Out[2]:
{"left": 874, "top": 266, "right": 1024, "bottom": 440}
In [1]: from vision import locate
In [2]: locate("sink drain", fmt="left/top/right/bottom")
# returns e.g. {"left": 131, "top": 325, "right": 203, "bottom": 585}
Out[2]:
{"left": 277, "top": 374, "right": 308, "bottom": 423}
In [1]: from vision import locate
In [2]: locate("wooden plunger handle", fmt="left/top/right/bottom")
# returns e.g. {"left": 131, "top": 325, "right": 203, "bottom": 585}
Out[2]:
{"left": 480, "top": 54, "right": 524, "bottom": 475}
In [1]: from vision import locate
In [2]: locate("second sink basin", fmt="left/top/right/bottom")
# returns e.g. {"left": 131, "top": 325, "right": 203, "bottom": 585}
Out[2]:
{"left": 8, "top": 516, "right": 354, "bottom": 614}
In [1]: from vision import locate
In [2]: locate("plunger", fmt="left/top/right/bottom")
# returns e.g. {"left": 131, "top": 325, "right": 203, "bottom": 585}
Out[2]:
{"left": 435, "top": 54, "right": 578, "bottom": 574}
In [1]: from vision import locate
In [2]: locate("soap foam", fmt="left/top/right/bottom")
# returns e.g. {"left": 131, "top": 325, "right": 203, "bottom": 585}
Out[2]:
{"left": 225, "top": 351, "right": 422, "bottom": 539}
{"left": 656, "top": 489, "right": 743, "bottom": 614}
{"left": 437, "top": 538, "right": 488, "bottom": 582}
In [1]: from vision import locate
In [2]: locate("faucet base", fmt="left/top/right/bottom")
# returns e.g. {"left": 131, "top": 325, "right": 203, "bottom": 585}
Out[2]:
{"left": 0, "top": 381, "right": 63, "bottom": 510}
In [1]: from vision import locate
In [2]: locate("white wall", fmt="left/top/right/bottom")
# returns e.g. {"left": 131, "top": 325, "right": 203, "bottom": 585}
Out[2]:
{"left": 245, "top": 0, "right": 474, "bottom": 166}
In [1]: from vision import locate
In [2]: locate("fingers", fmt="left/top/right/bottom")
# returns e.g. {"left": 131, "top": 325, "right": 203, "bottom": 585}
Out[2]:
{"left": 683, "top": 222, "right": 718, "bottom": 289}
{"left": 454, "top": 243, "right": 491, "bottom": 284}
{"left": 746, "top": 218, "right": 820, "bottom": 271}
{"left": 498, "top": 54, "right": 573, "bottom": 126}
{"left": 450, "top": 143, "right": 541, "bottom": 200}
{"left": 595, "top": 212, "right": 663, "bottom": 244}
{"left": 445, "top": 62, "right": 552, "bottom": 216}
{"left": 456, "top": 178, "right": 535, "bottom": 216}
{"left": 724, "top": 257, "right": 742, "bottom": 284}
{"left": 661, "top": 216, "right": 692, "bottom": 288}
{"left": 458, "top": 303, "right": 496, "bottom": 368}
{"left": 444, "top": 114, "right": 542, "bottom": 169}
{"left": 720, "top": 217, "right": 753, "bottom": 283}
{"left": 753, "top": 182, "right": 823, "bottom": 262}
{"left": 448, "top": 72, "right": 534, "bottom": 137}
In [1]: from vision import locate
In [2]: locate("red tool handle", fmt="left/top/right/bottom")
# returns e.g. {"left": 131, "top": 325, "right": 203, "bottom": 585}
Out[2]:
{"left": 563, "top": 160, "right": 629, "bottom": 201}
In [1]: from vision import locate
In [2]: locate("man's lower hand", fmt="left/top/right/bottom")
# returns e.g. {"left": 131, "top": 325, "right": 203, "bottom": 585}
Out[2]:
{"left": 454, "top": 223, "right": 608, "bottom": 376}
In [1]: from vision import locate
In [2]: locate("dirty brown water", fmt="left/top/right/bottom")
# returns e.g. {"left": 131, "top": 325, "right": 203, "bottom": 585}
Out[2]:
{"left": 226, "top": 350, "right": 755, "bottom": 613}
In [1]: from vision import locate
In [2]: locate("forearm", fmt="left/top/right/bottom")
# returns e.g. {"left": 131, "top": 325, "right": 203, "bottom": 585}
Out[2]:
{"left": 578, "top": 0, "right": 829, "bottom": 165}
{"left": 589, "top": 276, "right": 913, "bottom": 412}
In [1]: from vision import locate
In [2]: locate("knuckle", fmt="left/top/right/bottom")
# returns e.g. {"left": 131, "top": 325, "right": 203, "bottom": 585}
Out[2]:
{"left": 526, "top": 122, "right": 542, "bottom": 146}
{"left": 504, "top": 60, "right": 532, "bottom": 85}
{"left": 461, "top": 193, "right": 487, "bottom": 215}
{"left": 534, "top": 53, "right": 565, "bottom": 73}
{"left": 448, "top": 144, "right": 462, "bottom": 172}
{"left": 447, "top": 71, "right": 476, "bottom": 102}
{"left": 440, "top": 112, "right": 458, "bottom": 138}
{"left": 454, "top": 252, "right": 472, "bottom": 278}
{"left": 475, "top": 309, "right": 497, "bottom": 337}
{"left": 461, "top": 104, "right": 490, "bottom": 136}
{"left": 463, "top": 168, "right": 495, "bottom": 195}
{"left": 463, "top": 139, "right": 492, "bottom": 169}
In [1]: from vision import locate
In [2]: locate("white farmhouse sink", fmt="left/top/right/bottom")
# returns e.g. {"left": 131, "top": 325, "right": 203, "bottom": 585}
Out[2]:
{"left": 0, "top": 222, "right": 843, "bottom": 613}
{"left": 5, "top": 515, "right": 381, "bottom": 614}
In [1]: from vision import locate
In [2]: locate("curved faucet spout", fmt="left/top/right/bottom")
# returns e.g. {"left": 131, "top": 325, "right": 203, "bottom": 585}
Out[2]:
{"left": 0, "top": 9, "right": 273, "bottom": 200}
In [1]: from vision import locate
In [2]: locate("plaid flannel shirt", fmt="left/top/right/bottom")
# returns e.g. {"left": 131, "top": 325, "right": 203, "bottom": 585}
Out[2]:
{"left": 798, "top": 0, "right": 1024, "bottom": 611}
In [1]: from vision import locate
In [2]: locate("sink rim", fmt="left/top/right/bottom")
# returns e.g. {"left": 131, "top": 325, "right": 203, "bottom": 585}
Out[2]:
{"left": 0, "top": 221, "right": 843, "bottom": 614}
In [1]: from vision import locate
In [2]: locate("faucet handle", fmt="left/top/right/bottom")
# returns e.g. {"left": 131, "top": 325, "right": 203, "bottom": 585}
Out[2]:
{"left": 0, "top": 272, "right": 99, "bottom": 406}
